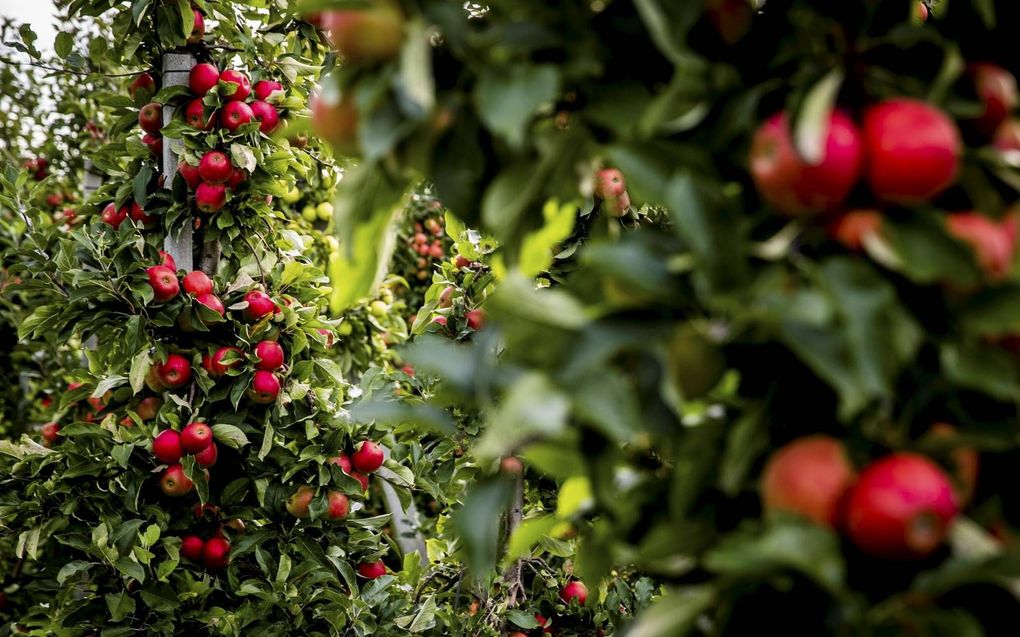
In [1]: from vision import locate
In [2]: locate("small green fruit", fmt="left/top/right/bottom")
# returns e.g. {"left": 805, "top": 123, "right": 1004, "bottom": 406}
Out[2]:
{"left": 302, "top": 205, "right": 318, "bottom": 222}
{"left": 316, "top": 201, "right": 334, "bottom": 221}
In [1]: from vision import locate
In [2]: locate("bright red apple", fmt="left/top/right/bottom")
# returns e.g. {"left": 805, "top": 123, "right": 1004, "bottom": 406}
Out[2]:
{"left": 862, "top": 99, "right": 961, "bottom": 204}
{"left": 844, "top": 453, "right": 959, "bottom": 559}
{"left": 254, "top": 79, "right": 283, "bottom": 101}
{"left": 181, "top": 535, "right": 205, "bottom": 561}
{"left": 243, "top": 290, "right": 277, "bottom": 320}
{"left": 147, "top": 265, "right": 180, "bottom": 302}
{"left": 129, "top": 201, "right": 156, "bottom": 226}
{"left": 194, "top": 441, "right": 218, "bottom": 467}
{"left": 189, "top": 63, "right": 220, "bottom": 96}
{"left": 219, "top": 69, "right": 251, "bottom": 101}
{"left": 326, "top": 491, "right": 350, "bottom": 520}
{"left": 183, "top": 270, "right": 214, "bottom": 296}
{"left": 254, "top": 340, "right": 285, "bottom": 371}
{"left": 184, "top": 98, "right": 213, "bottom": 130}
{"left": 128, "top": 72, "right": 156, "bottom": 102}
{"left": 199, "top": 151, "right": 232, "bottom": 184}
{"left": 357, "top": 560, "right": 387, "bottom": 579}
{"left": 138, "top": 102, "right": 162, "bottom": 135}
{"left": 559, "top": 580, "right": 588, "bottom": 606}
{"left": 352, "top": 440, "right": 384, "bottom": 473}
{"left": 203, "top": 536, "right": 230, "bottom": 569}
{"left": 203, "top": 346, "right": 243, "bottom": 377}
{"left": 248, "top": 370, "right": 281, "bottom": 404}
{"left": 220, "top": 101, "right": 255, "bottom": 131}
{"left": 178, "top": 160, "right": 202, "bottom": 189}
{"left": 101, "top": 202, "right": 129, "bottom": 229}
{"left": 152, "top": 429, "right": 184, "bottom": 464}
{"left": 749, "top": 109, "right": 863, "bottom": 215}
{"left": 187, "top": 8, "right": 205, "bottom": 44}
{"left": 195, "top": 182, "right": 227, "bottom": 213}
{"left": 249, "top": 100, "right": 280, "bottom": 134}
{"left": 180, "top": 422, "right": 213, "bottom": 453}
{"left": 156, "top": 353, "right": 192, "bottom": 388}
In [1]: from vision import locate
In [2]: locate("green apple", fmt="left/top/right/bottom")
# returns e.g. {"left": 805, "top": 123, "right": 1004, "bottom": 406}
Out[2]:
{"left": 282, "top": 185, "right": 302, "bottom": 204}
{"left": 316, "top": 201, "right": 334, "bottom": 221}
{"left": 302, "top": 205, "right": 318, "bottom": 222}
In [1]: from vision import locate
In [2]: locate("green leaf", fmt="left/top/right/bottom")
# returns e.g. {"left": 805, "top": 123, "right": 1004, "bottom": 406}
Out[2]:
{"left": 474, "top": 64, "right": 560, "bottom": 147}
{"left": 625, "top": 586, "right": 715, "bottom": 637}
{"left": 105, "top": 592, "right": 137, "bottom": 622}
{"left": 454, "top": 478, "right": 514, "bottom": 577}
{"left": 57, "top": 560, "right": 91, "bottom": 584}
{"left": 793, "top": 70, "right": 844, "bottom": 165}
{"left": 704, "top": 521, "right": 846, "bottom": 594}
{"left": 507, "top": 609, "right": 541, "bottom": 629}
{"left": 212, "top": 424, "right": 251, "bottom": 449}
{"left": 396, "top": 19, "right": 435, "bottom": 117}
{"left": 129, "top": 350, "right": 150, "bottom": 394}
{"left": 556, "top": 476, "right": 593, "bottom": 518}
{"left": 475, "top": 372, "right": 570, "bottom": 459}
{"left": 506, "top": 515, "right": 559, "bottom": 561}
{"left": 487, "top": 274, "right": 589, "bottom": 330}
{"left": 55, "top": 32, "right": 74, "bottom": 59}
{"left": 518, "top": 200, "right": 576, "bottom": 278}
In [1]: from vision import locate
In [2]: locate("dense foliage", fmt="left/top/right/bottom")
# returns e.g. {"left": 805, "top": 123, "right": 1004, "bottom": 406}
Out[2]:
{"left": 4, "top": 0, "right": 1020, "bottom": 636}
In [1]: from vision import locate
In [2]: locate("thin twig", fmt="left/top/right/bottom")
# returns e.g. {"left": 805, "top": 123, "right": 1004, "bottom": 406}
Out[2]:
{"left": 0, "top": 56, "right": 145, "bottom": 78}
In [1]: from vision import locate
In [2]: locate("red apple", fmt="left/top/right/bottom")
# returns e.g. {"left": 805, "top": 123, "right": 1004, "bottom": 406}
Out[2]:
{"left": 147, "top": 265, "right": 180, "bottom": 302}
{"left": 331, "top": 453, "right": 353, "bottom": 474}
{"left": 129, "top": 201, "right": 156, "bottom": 226}
{"left": 101, "top": 202, "right": 129, "bottom": 229}
{"left": 466, "top": 309, "right": 486, "bottom": 331}
{"left": 184, "top": 98, "right": 213, "bottom": 130}
{"left": 128, "top": 72, "right": 156, "bottom": 103}
{"left": 189, "top": 63, "right": 220, "bottom": 96}
{"left": 249, "top": 100, "right": 280, "bottom": 134}
{"left": 351, "top": 471, "right": 370, "bottom": 492}
{"left": 827, "top": 210, "right": 883, "bottom": 251}
{"left": 969, "top": 63, "right": 1018, "bottom": 138}
{"left": 845, "top": 453, "right": 959, "bottom": 559}
{"left": 286, "top": 486, "right": 314, "bottom": 517}
{"left": 159, "top": 463, "right": 194, "bottom": 497}
{"left": 141, "top": 133, "right": 162, "bottom": 156}
{"left": 749, "top": 109, "right": 863, "bottom": 215}
{"left": 254, "top": 340, "right": 285, "bottom": 371}
{"left": 178, "top": 160, "right": 202, "bottom": 189}
{"left": 196, "top": 293, "right": 225, "bottom": 317}
{"left": 194, "top": 441, "right": 218, "bottom": 467}
{"left": 243, "top": 290, "right": 277, "bottom": 320}
{"left": 324, "top": 8, "right": 404, "bottom": 62}
{"left": 160, "top": 251, "right": 177, "bottom": 272}
{"left": 203, "top": 536, "right": 230, "bottom": 569}
{"left": 181, "top": 422, "right": 213, "bottom": 453}
{"left": 225, "top": 167, "right": 247, "bottom": 190}
{"left": 862, "top": 99, "right": 961, "bottom": 204}
{"left": 138, "top": 102, "right": 162, "bottom": 135}
{"left": 356, "top": 560, "right": 387, "bottom": 579}
{"left": 311, "top": 92, "right": 359, "bottom": 155}
{"left": 180, "top": 535, "right": 205, "bottom": 561}
{"left": 219, "top": 69, "right": 251, "bottom": 102}
{"left": 135, "top": 396, "right": 162, "bottom": 421}
{"left": 183, "top": 270, "right": 214, "bottom": 296}
{"left": 187, "top": 8, "right": 205, "bottom": 44}
{"left": 40, "top": 422, "right": 60, "bottom": 445}
{"left": 994, "top": 119, "right": 1020, "bottom": 162}
{"left": 559, "top": 580, "right": 588, "bottom": 606}
{"left": 946, "top": 211, "right": 1014, "bottom": 281}
{"left": 326, "top": 491, "right": 350, "bottom": 520}
{"left": 248, "top": 370, "right": 281, "bottom": 404}
{"left": 352, "top": 440, "right": 384, "bottom": 473}
{"left": 153, "top": 429, "right": 184, "bottom": 464}
{"left": 761, "top": 435, "right": 856, "bottom": 528}
{"left": 203, "top": 346, "right": 243, "bottom": 377}
{"left": 199, "top": 151, "right": 232, "bottom": 184}
{"left": 220, "top": 101, "right": 255, "bottom": 131}
{"left": 454, "top": 255, "right": 471, "bottom": 269}
{"left": 254, "top": 79, "right": 283, "bottom": 101}
{"left": 195, "top": 182, "right": 227, "bottom": 213}
{"left": 156, "top": 353, "right": 192, "bottom": 389}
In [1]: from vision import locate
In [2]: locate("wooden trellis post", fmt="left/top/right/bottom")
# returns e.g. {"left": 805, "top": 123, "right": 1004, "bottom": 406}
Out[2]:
{"left": 160, "top": 52, "right": 196, "bottom": 272}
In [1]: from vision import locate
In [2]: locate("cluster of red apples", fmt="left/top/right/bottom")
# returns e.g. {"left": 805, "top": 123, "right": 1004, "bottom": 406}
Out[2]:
{"left": 507, "top": 580, "right": 589, "bottom": 637}
{"left": 750, "top": 63, "right": 1020, "bottom": 281}
{"left": 176, "top": 63, "right": 285, "bottom": 214}
{"left": 762, "top": 430, "right": 975, "bottom": 560}
{"left": 143, "top": 255, "right": 285, "bottom": 406}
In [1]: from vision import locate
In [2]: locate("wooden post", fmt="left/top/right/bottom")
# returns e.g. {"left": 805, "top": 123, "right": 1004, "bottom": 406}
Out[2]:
{"left": 161, "top": 52, "right": 196, "bottom": 272}
{"left": 82, "top": 159, "right": 103, "bottom": 353}
{"left": 378, "top": 449, "right": 429, "bottom": 565}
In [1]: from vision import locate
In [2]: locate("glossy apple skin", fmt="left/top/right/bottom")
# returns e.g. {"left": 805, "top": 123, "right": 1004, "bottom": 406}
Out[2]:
{"left": 352, "top": 440, "right": 385, "bottom": 473}
{"left": 862, "top": 99, "right": 961, "bottom": 204}
{"left": 219, "top": 69, "right": 251, "bottom": 102}
{"left": 357, "top": 560, "right": 387, "bottom": 579}
{"left": 749, "top": 110, "right": 863, "bottom": 215}
{"left": 189, "top": 63, "right": 220, "bottom": 96}
{"left": 181, "top": 535, "right": 205, "bottom": 561}
{"left": 153, "top": 429, "right": 184, "bottom": 464}
{"left": 844, "top": 453, "right": 959, "bottom": 560}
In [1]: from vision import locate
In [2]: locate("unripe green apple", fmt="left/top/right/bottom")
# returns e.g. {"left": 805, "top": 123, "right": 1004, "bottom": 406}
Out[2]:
{"left": 316, "top": 201, "right": 334, "bottom": 221}
{"left": 302, "top": 205, "right": 318, "bottom": 222}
